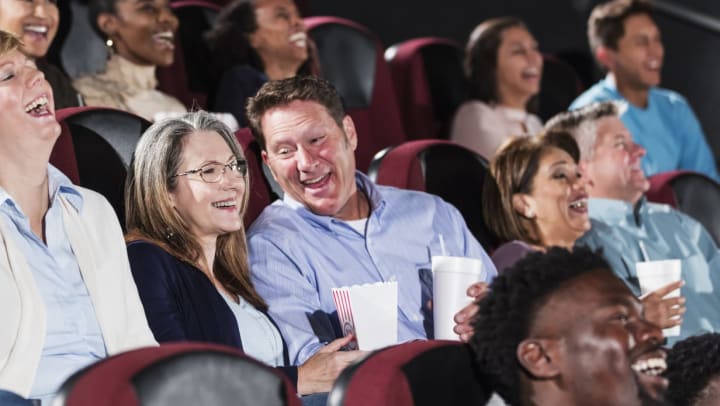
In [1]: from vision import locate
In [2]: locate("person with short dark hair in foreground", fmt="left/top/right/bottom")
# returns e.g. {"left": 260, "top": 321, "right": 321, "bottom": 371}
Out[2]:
{"left": 665, "top": 333, "right": 720, "bottom": 406}
{"left": 471, "top": 247, "right": 669, "bottom": 406}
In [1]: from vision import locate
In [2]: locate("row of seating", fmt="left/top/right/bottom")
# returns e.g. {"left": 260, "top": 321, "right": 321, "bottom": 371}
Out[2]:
{"left": 53, "top": 340, "right": 484, "bottom": 406}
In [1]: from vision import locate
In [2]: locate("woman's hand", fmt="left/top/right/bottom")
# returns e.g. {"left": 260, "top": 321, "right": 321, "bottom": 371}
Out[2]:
{"left": 297, "top": 335, "right": 366, "bottom": 395}
{"left": 453, "top": 282, "right": 489, "bottom": 342}
{"left": 641, "top": 280, "right": 686, "bottom": 329}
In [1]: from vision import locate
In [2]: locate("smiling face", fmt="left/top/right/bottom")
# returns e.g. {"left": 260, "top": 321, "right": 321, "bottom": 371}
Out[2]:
{"left": 495, "top": 25, "right": 543, "bottom": 107}
{"left": 581, "top": 116, "right": 649, "bottom": 204}
{"left": 169, "top": 130, "right": 246, "bottom": 245}
{"left": 530, "top": 269, "right": 668, "bottom": 405}
{"left": 250, "top": 0, "right": 308, "bottom": 72}
{"left": 0, "top": 0, "right": 58, "bottom": 60}
{"left": 516, "top": 147, "right": 589, "bottom": 247}
{"left": 99, "top": 0, "right": 178, "bottom": 67}
{"left": 0, "top": 48, "right": 58, "bottom": 148}
{"left": 605, "top": 13, "right": 664, "bottom": 91}
{"left": 261, "top": 100, "right": 362, "bottom": 220}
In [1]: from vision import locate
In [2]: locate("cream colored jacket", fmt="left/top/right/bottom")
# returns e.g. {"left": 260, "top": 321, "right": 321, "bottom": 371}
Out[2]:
{"left": 0, "top": 187, "right": 157, "bottom": 397}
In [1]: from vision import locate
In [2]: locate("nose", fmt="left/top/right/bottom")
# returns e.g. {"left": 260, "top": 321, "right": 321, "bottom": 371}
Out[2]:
{"left": 295, "top": 146, "right": 317, "bottom": 171}
{"left": 25, "top": 65, "right": 46, "bottom": 89}
{"left": 632, "top": 142, "right": 646, "bottom": 159}
{"left": 633, "top": 317, "right": 665, "bottom": 349}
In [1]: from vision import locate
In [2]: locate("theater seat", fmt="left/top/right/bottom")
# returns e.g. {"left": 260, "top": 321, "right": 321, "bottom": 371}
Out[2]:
{"left": 235, "top": 128, "right": 279, "bottom": 226}
{"left": 305, "top": 16, "right": 406, "bottom": 171}
{"left": 157, "top": 0, "right": 221, "bottom": 109}
{"left": 538, "top": 54, "right": 583, "bottom": 122}
{"left": 385, "top": 37, "right": 466, "bottom": 140}
{"left": 55, "top": 342, "right": 301, "bottom": 406}
{"left": 327, "top": 340, "right": 490, "bottom": 406}
{"left": 57, "top": 107, "right": 151, "bottom": 228}
{"left": 369, "top": 140, "right": 499, "bottom": 251}
{"left": 647, "top": 170, "right": 720, "bottom": 244}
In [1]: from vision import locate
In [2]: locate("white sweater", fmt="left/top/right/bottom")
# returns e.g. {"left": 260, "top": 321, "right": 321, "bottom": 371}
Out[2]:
{"left": 0, "top": 187, "right": 157, "bottom": 397}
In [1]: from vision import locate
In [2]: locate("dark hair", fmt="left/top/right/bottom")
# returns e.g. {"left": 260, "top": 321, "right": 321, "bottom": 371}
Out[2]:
{"left": 204, "top": 0, "right": 316, "bottom": 82}
{"left": 483, "top": 131, "right": 580, "bottom": 245}
{"left": 464, "top": 17, "right": 538, "bottom": 113}
{"left": 588, "top": 0, "right": 655, "bottom": 52}
{"left": 544, "top": 100, "right": 623, "bottom": 159}
{"left": 665, "top": 333, "right": 720, "bottom": 406}
{"left": 246, "top": 75, "right": 345, "bottom": 150}
{"left": 470, "top": 246, "right": 611, "bottom": 405}
{"left": 88, "top": 0, "right": 116, "bottom": 39}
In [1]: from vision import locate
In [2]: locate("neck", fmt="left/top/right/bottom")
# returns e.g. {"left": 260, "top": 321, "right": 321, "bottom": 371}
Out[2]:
{"left": 609, "top": 72, "right": 650, "bottom": 108}
{"left": 198, "top": 235, "right": 218, "bottom": 278}
{"left": 0, "top": 162, "right": 50, "bottom": 241}
{"left": 540, "top": 235, "right": 577, "bottom": 250}
{"left": 523, "top": 382, "right": 575, "bottom": 406}
{"left": 497, "top": 86, "right": 531, "bottom": 110}
{"left": 262, "top": 57, "right": 302, "bottom": 81}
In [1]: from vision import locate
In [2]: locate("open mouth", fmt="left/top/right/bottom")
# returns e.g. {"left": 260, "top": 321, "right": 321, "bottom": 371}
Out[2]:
{"left": 631, "top": 357, "right": 667, "bottom": 377}
{"left": 211, "top": 199, "right": 236, "bottom": 209}
{"left": 568, "top": 197, "right": 588, "bottom": 211}
{"left": 289, "top": 32, "right": 307, "bottom": 48}
{"left": 153, "top": 31, "right": 175, "bottom": 49}
{"left": 24, "top": 95, "right": 50, "bottom": 116}
{"left": 301, "top": 173, "right": 330, "bottom": 189}
{"left": 24, "top": 24, "right": 49, "bottom": 37}
{"left": 521, "top": 67, "right": 541, "bottom": 80}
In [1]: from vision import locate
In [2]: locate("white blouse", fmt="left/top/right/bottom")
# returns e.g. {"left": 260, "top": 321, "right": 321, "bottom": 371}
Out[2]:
{"left": 220, "top": 292, "right": 284, "bottom": 367}
{"left": 450, "top": 100, "right": 543, "bottom": 160}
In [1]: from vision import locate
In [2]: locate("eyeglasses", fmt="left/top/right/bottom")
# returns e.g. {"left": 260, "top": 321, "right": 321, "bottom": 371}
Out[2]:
{"left": 171, "top": 158, "right": 248, "bottom": 183}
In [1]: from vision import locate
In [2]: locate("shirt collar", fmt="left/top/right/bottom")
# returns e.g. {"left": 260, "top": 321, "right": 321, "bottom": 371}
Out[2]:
{"left": 105, "top": 53, "right": 158, "bottom": 93}
{"left": 588, "top": 196, "right": 647, "bottom": 227}
{"left": 281, "top": 171, "right": 386, "bottom": 230}
{"left": 0, "top": 165, "right": 83, "bottom": 216}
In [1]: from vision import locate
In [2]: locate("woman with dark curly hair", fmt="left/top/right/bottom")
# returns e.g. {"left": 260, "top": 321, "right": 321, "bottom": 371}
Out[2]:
{"left": 204, "top": 0, "right": 316, "bottom": 127}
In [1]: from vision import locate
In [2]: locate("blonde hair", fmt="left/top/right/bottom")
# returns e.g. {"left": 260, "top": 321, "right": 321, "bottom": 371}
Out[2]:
{"left": 125, "top": 110, "right": 266, "bottom": 310}
{"left": 0, "top": 30, "right": 22, "bottom": 56}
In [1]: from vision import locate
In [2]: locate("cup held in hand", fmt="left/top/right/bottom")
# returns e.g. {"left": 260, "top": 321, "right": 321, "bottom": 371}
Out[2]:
{"left": 432, "top": 256, "right": 485, "bottom": 340}
{"left": 636, "top": 259, "right": 682, "bottom": 337}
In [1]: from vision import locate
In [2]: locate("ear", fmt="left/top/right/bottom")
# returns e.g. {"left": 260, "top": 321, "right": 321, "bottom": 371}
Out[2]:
{"left": 341, "top": 115, "right": 358, "bottom": 152}
{"left": 517, "top": 338, "right": 561, "bottom": 379}
{"left": 97, "top": 13, "right": 118, "bottom": 39}
{"left": 167, "top": 190, "right": 177, "bottom": 208}
{"left": 260, "top": 150, "right": 280, "bottom": 182}
{"left": 248, "top": 30, "right": 263, "bottom": 50}
{"left": 595, "top": 46, "right": 614, "bottom": 70}
{"left": 512, "top": 193, "right": 536, "bottom": 219}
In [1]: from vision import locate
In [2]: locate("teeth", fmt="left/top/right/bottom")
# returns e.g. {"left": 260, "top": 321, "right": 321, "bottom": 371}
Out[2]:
{"left": 24, "top": 96, "right": 48, "bottom": 113}
{"left": 289, "top": 32, "right": 307, "bottom": 42}
{"left": 569, "top": 198, "right": 587, "bottom": 209}
{"left": 632, "top": 357, "right": 667, "bottom": 376}
{"left": 647, "top": 60, "right": 661, "bottom": 69}
{"left": 154, "top": 31, "right": 174, "bottom": 41}
{"left": 25, "top": 25, "right": 48, "bottom": 34}
{"left": 212, "top": 200, "right": 235, "bottom": 208}
{"left": 302, "top": 175, "right": 325, "bottom": 185}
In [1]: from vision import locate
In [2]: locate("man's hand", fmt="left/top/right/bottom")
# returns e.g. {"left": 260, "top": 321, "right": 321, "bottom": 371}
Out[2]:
{"left": 453, "top": 282, "right": 489, "bottom": 342}
{"left": 641, "top": 280, "right": 686, "bottom": 329}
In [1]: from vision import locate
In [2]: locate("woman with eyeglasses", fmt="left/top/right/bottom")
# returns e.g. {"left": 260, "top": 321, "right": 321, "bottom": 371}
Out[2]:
{"left": 124, "top": 111, "right": 363, "bottom": 405}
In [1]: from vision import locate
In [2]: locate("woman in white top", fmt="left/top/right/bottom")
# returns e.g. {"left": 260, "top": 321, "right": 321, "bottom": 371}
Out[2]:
{"left": 451, "top": 17, "right": 543, "bottom": 160}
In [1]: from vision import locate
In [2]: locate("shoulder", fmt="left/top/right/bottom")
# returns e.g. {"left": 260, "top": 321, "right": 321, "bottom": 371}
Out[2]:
{"left": 645, "top": 202, "right": 695, "bottom": 225}
{"left": 127, "top": 240, "right": 175, "bottom": 260}
{"left": 247, "top": 202, "right": 303, "bottom": 241}
{"left": 649, "top": 87, "right": 693, "bottom": 113}
{"left": 455, "top": 100, "right": 495, "bottom": 118}
{"left": 570, "top": 81, "right": 617, "bottom": 109}
{"left": 492, "top": 240, "right": 535, "bottom": 272}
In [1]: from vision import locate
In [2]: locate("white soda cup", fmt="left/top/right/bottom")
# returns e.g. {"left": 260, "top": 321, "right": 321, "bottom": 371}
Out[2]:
{"left": 432, "top": 256, "right": 485, "bottom": 340}
{"left": 636, "top": 259, "right": 682, "bottom": 337}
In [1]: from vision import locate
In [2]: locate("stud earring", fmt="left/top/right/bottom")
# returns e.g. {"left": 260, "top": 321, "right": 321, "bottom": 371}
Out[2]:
{"left": 105, "top": 38, "right": 114, "bottom": 48}
{"left": 526, "top": 209, "right": 535, "bottom": 219}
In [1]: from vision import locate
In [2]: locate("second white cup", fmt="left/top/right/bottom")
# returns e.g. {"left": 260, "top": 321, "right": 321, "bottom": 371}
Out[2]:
{"left": 432, "top": 256, "right": 485, "bottom": 340}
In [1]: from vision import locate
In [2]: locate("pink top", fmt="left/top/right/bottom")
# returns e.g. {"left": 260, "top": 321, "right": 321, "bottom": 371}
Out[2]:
{"left": 450, "top": 100, "right": 543, "bottom": 160}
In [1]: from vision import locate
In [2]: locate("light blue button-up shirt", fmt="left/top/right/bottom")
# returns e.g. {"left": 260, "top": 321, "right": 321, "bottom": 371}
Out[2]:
{"left": 248, "top": 172, "right": 496, "bottom": 364}
{"left": 0, "top": 166, "right": 107, "bottom": 402}
{"left": 569, "top": 76, "right": 719, "bottom": 182}
{"left": 578, "top": 197, "right": 720, "bottom": 345}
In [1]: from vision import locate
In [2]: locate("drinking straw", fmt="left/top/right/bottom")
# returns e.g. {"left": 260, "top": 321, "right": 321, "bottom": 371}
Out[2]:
{"left": 638, "top": 240, "right": 651, "bottom": 262}
{"left": 439, "top": 234, "right": 447, "bottom": 256}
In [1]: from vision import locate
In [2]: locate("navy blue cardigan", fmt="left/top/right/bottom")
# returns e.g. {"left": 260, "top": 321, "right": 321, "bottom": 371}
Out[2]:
{"left": 127, "top": 240, "right": 298, "bottom": 385}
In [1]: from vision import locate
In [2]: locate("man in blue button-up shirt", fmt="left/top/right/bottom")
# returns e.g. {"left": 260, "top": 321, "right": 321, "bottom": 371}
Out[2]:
{"left": 245, "top": 76, "right": 497, "bottom": 365}
{"left": 547, "top": 101, "right": 720, "bottom": 345}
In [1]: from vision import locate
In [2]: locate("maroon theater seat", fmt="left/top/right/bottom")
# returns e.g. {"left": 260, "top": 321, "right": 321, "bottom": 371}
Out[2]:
{"left": 51, "top": 119, "right": 81, "bottom": 185}
{"left": 327, "top": 340, "right": 489, "bottom": 406}
{"left": 538, "top": 54, "right": 584, "bottom": 122}
{"left": 157, "top": 0, "right": 221, "bottom": 109}
{"left": 369, "top": 140, "right": 499, "bottom": 251}
{"left": 235, "top": 128, "right": 279, "bottom": 226}
{"left": 304, "top": 16, "right": 406, "bottom": 172}
{"left": 56, "top": 107, "right": 151, "bottom": 229}
{"left": 647, "top": 170, "right": 720, "bottom": 244}
{"left": 55, "top": 342, "right": 301, "bottom": 406}
{"left": 385, "top": 37, "right": 466, "bottom": 140}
